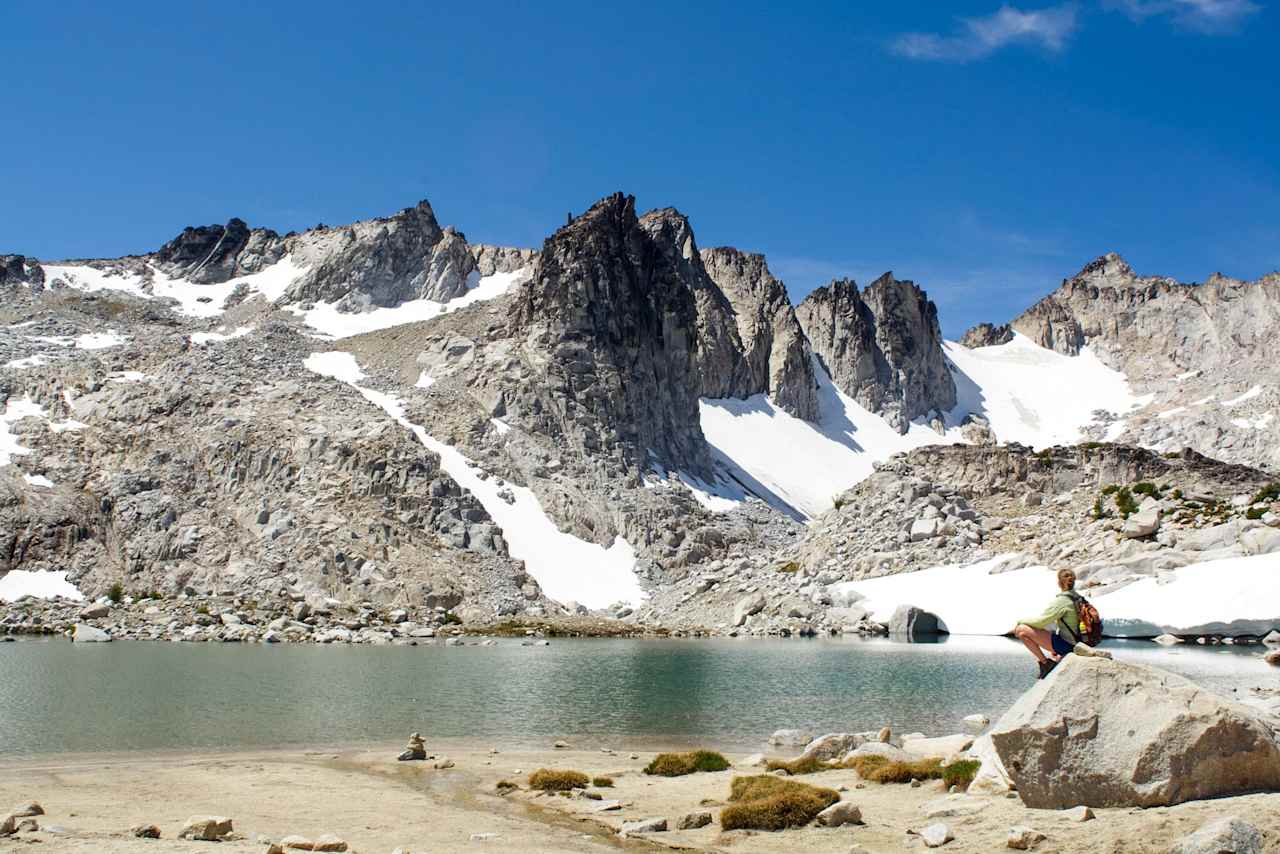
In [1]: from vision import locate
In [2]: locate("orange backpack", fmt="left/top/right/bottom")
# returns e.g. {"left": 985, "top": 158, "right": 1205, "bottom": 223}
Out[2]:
{"left": 1068, "top": 592, "right": 1103, "bottom": 646}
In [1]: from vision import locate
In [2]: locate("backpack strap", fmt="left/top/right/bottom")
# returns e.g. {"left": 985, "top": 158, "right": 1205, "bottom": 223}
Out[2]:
{"left": 1062, "top": 592, "right": 1084, "bottom": 645}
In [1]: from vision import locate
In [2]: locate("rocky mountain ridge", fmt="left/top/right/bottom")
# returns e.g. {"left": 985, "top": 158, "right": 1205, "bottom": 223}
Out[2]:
{"left": 3, "top": 192, "right": 1279, "bottom": 638}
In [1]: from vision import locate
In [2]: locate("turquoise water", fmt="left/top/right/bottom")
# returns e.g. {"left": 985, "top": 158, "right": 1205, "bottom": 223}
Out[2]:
{"left": 0, "top": 635, "right": 1267, "bottom": 756}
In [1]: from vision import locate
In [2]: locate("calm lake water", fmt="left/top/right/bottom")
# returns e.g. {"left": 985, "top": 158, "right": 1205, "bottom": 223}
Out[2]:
{"left": 0, "top": 636, "right": 1268, "bottom": 757}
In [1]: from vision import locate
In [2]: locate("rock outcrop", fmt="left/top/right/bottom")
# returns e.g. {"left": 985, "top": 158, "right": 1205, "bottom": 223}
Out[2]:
{"left": 153, "top": 218, "right": 284, "bottom": 284}
{"left": 795, "top": 274, "right": 955, "bottom": 432}
{"left": 958, "top": 322, "right": 1013, "bottom": 349}
{"left": 700, "top": 248, "right": 818, "bottom": 420}
{"left": 0, "top": 256, "right": 45, "bottom": 290}
{"left": 989, "top": 656, "right": 1280, "bottom": 808}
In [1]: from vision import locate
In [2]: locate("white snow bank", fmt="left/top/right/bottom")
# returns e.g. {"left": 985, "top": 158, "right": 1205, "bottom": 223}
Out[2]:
{"left": 945, "top": 334, "right": 1145, "bottom": 449}
{"left": 1232, "top": 412, "right": 1274, "bottom": 430}
{"left": 23, "top": 473, "right": 55, "bottom": 487}
{"left": 414, "top": 372, "right": 435, "bottom": 389}
{"left": 1, "top": 396, "right": 46, "bottom": 466}
{"left": 1223, "top": 386, "right": 1262, "bottom": 406}
{"left": 1157, "top": 407, "right": 1186, "bottom": 420}
{"left": 699, "top": 360, "right": 963, "bottom": 519}
{"left": 108, "top": 371, "right": 148, "bottom": 383}
{"left": 31, "top": 331, "right": 127, "bottom": 350}
{"left": 831, "top": 553, "right": 1280, "bottom": 637}
{"left": 0, "top": 570, "right": 83, "bottom": 603}
{"left": 304, "top": 351, "right": 643, "bottom": 608}
{"left": 42, "top": 257, "right": 305, "bottom": 319}
{"left": 190, "top": 326, "right": 253, "bottom": 345}
{"left": 3, "top": 355, "right": 49, "bottom": 369}
{"left": 295, "top": 268, "right": 529, "bottom": 339}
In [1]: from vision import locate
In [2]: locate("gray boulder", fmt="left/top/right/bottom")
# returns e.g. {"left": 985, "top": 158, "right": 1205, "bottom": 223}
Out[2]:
{"left": 815, "top": 800, "right": 863, "bottom": 827}
{"left": 989, "top": 656, "right": 1280, "bottom": 808}
{"left": 72, "top": 624, "right": 111, "bottom": 643}
{"left": 178, "top": 816, "right": 233, "bottom": 841}
{"left": 800, "top": 732, "right": 867, "bottom": 763}
{"left": 889, "top": 605, "right": 947, "bottom": 639}
{"left": 732, "top": 594, "right": 766, "bottom": 627}
{"left": 1121, "top": 507, "right": 1160, "bottom": 539}
{"left": 1168, "top": 817, "right": 1263, "bottom": 854}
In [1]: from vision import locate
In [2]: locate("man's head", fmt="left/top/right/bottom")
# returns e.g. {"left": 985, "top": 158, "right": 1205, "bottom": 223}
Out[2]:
{"left": 1057, "top": 568, "right": 1076, "bottom": 591}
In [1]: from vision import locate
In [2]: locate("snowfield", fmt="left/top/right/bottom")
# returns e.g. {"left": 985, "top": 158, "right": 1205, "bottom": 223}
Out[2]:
{"left": 304, "top": 351, "right": 644, "bottom": 609}
{"left": 0, "top": 570, "right": 83, "bottom": 603}
{"left": 831, "top": 553, "right": 1280, "bottom": 638}
{"left": 696, "top": 334, "right": 1148, "bottom": 519}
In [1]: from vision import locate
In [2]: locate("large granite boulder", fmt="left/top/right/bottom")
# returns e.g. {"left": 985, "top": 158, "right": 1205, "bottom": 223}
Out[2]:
{"left": 989, "top": 656, "right": 1280, "bottom": 808}
{"left": 889, "top": 605, "right": 947, "bottom": 639}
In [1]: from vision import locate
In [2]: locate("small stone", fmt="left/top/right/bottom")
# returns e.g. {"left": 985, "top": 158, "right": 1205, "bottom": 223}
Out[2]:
{"left": 130, "top": 824, "right": 162, "bottom": 838}
{"left": 178, "top": 815, "right": 233, "bottom": 841}
{"left": 962, "top": 714, "right": 990, "bottom": 731}
{"left": 919, "top": 822, "right": 954, "bottom": 847}
{"left": 79, "top": 603, "right": 111, "bottom": 619}
{"left": 280, "top": 835, "right": 316, "bottom": 850}
{"left": 621, "top": 817, "right": 668, "bottom": 836}
{"left": 675, "top": 811, "right": 713, "bottom": 830}
{"left": 313, "top": 834, "right": 348, "bottom": 852}
{"left": 16, "top": 818, "right": 38, "bottom": 833}
{"left": 1262, "top": 630, "right": 1280, "bottom": 646}
{"left": 469, "top": 832, "right": 499, "bottom": 841}
{"left": 433, "top": 757, "right": 455, "bottom": 769}
{"left": 816, "top": 801, "right": 863, "bottom": 827}
{"left": 72, "top": 623, "right": 112, "bottom": 643}
{"left": 1154, "top": 633, "right": 1183, "bottom": 645}
{"left": 1007, "top": 826, "right": 1047, "bottom": 850}
{"left": 1264, "top": 650, "right": 1280, "bottom": 666}
{"left": 1168, "top": 816, "right": 1263, "bottom": 854}
{"left": 553, "top": 740, "right": 571, "bottom": 749}
{"left": 1064, "top": 805, "right": 1094, "bottom": 822}
{"left": 10, "top": 802, "right": 43, "bottom": 818}
{"left": 877, "top": 726, "right": 892, "bottom": 743}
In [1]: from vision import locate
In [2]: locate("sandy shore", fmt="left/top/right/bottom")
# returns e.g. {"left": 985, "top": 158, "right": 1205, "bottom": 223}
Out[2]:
{"left": 3, "top": 742, "right": 1279, "bottom": 853}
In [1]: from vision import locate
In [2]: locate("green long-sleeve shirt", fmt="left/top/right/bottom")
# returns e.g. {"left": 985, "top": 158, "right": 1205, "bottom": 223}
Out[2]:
{"left": 1020, "top": 592, "right": 1080, "bottom": 641}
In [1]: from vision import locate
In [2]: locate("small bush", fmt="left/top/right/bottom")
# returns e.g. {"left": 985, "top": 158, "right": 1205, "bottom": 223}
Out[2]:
{"left": 1171, "top": 488, "right": 1183, "bottom": 500}
{"left": 1090, "top": 496, "right": 1106, "bottom": 520}
{"left": 1252, "top": 483, "right": 1280, "bottom": 504}
{"left": 1114, "top": 487, "right": 1138, "bottom": 518}
{"left": 844, "top": 753, "right": 888, "bottom": 778}
{"left": 442, "top": 611, "right": 462, "bottom": 625}
{"left": 1101, "top": 484, "right": 1119, "bottom": 496}
{"left": 106, "top": 582, "right": 124, "bottom": 604}
{"left": 1080, "top": 441, "right": 1104, "bottom": 450}
{"left": 644, "top": 750, "right": 731, "bottom": 777}
{"left": 495, "top": 779, "right": 518, "bottom": 792}
{"left": 766, "top": 755, "right": 831, "bottom": 775}
{"left": 1246, "top": 507, "right": 1266, "bottom": 520}
{"left": 941, "top": 759, "right": 981, "bottom": 791}
{"left": 591, "top": 776, "right": 614, "bottom": 788}
{"left": 776, "top": 561, "right": 800, "bottom": 573}
{"left": 1133, "top": 482, "right": 1159, "bottom": 497}
{"left": 527, "top": 768, "right": 589, "bottom": 791}
{"left": 720, "top": 775, "right": 840, "bottom": 831}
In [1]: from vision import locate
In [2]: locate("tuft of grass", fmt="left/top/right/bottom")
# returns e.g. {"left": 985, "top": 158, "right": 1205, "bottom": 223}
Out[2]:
{"left": 591, "top": 776, "right": 614, "bottom": 788}
{"left": 106, "top": 582, "right": 124, "bottom": 604}
{"left": 495, "top": 779, "right": 519, "bottom": 793}
{"left": 1252, "top": 483, "right": 1280, "bottom": 504}
{"left": 776, "top": 561, "right": 800, "bottom": 573}
{"left": 1247, "top": 507, "right": 1266, "bottom": 520}
{"left": 442, "top": 611, "right": 463, "bottom": 625}
{"left": 1133, "top": 482, "right": 1159, "bottom": 498}
{"left": 527, "top": 769, "right": 589, "bottom": 791}
{"left": 942, "top": 759, "right": 981, "bottom": 791}
{"left": 644, "top": 750, "right": 731, "bottom": 777}
{"left": 849, "top": 756, "right": 943, "bottom": 784}
{"left": 720, "top": 775, "right": 840, "bottom": 831}
{"left": 1101, "top": 484, "right": 1119, "bottom": 496}
{"left": 765, "top": 755, "right": 832, "bottom": 775}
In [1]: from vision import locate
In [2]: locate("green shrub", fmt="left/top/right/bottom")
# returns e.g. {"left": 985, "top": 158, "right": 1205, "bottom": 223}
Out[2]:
{"left": 776, "top": 561, "right": 800, "bottom": 573}
{"left": 1246, "top": 507, "right": 1266, "bottom": 520}
{"left": 527, "top": 769, "right": 589, "bottom": 791}
{"left": 106, "top": 582, "right": 124, "bottom": 604}
{"left": 941, "top": 759, "right": 981, "bottom": 790}
{"left": 1133, "top": 482, "right": 1159, "bottom": 497}
{"left": 843, "top": 753, "right": 888, "bottom": 778}
{"left": 1090, "top": 496, "right": 1106, "bottom": 520}
{"left": 442, "top": 611, "right": 462, "bottom": 625}
{"left": 1252, "top": 483, "right": 1280, "bottom": 504}
{"left": 1101, "top": 484, "right": 1119, "bottom": 496}
{"left": 591, "top": 776, "right": 614, "bottom": 788}
{"left": 644, "top": 750, "right": 731, "bottom": 777}
{"left": 862, "top": 758, "right": 943, "bottom": 784}
{"left": 719, "top": 775, "right": 840, "bottom": 831}
{"left": 1114, "top": 487, "right": 1138, "bottom": 518}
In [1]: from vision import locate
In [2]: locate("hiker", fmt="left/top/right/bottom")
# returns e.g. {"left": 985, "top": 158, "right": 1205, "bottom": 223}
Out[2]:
{"left": 1013, "top": 568, "right": 1081, "bottom": 679}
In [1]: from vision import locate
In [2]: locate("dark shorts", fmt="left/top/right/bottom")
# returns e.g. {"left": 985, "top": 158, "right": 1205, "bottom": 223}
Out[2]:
{"left": 1051, "top": 632, "right": 1074, "bottom": 657}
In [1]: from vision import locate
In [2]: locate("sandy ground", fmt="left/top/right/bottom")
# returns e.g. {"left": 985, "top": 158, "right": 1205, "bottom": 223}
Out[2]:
{"left": 2, "top": 742, "right": 1279, "bottom": 853}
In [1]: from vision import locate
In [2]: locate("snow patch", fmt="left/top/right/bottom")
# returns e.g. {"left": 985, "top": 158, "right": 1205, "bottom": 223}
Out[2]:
{"left": 1223, "top": 386, "right": 1262, "bottom": 406}
{"left": 190, "top": 326, "right": 253, "bottom": 345}
{"left": 0, "top": 570, "right": 83, "bottom": 603}
{"left": 945, "top": 334, "right": 1146, "bottom": 449}
{"left": 699, "top": 359, "right": 963, "bottom": 519}
{"left": 490, "top": 419, "right": 512, "bottom": 436}
{"left": 295, "top": 268, "right": 529, "bottom": 339}
{"left": 1175, "top": 369, "right": 1201, "bottom": 381}
{"left": 830, "top": 553, "right": 1280, "bottom": 637}
{"left": 1, "top": 396, "right": 46, "bottom": 466}
{"left": 1157, "top": 407, "right": 1186, "bottom": 420}
{"left": 304, "top": 351, "right": 644, "bottom": 608}
{"left": 23, "top": 473, "right": 55, "bottom": 488}
{"left": 109, "top": 371, "right": 148, "bottom": 383}
{"left": 414, "top": 372, "right": 435, "bottom": 389}
{"left": 3, "top": 355, "right": 48, "bottom": 369}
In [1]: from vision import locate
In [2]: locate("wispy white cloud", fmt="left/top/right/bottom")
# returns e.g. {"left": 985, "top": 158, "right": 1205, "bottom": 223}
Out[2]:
{"left": 890, "top": 4, "right": 1080, "bottom": 62}
{"left": 1105, "top": 0, "right": 1262, "bottom": 32}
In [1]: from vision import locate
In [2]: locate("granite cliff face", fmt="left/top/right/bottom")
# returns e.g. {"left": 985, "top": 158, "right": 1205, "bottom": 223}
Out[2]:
{"left": 0, "top": 255, "right": 46, "bottom": 290}
{"left": 700, "top": 247, "right": 818, "bottom": 421}
{"left": 795, "top": 273, "right": 956, "bottom": 432}
{"left": 152, "top": 218, "right": 285, "bottom": 284}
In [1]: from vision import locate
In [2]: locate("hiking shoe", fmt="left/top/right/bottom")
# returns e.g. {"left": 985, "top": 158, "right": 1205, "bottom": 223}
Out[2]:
{"left": 1074, "top": 642, "right": 1113, "bottom": 659}
{"left": 1037, "top": 658, "right": 1060, "bottom": 679}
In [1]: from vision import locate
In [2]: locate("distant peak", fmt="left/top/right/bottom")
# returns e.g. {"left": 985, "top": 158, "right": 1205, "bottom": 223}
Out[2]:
{"left": 1072, "top": 252, "right": 1134, "bottom": 282}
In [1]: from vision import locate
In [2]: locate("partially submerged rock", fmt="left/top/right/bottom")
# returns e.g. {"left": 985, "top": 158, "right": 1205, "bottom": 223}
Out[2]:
{"left": 889, "top": 605, "right": 947, "bottom": 639}
{"left": 71, "top": 623, "right": 111, "bottom": 643}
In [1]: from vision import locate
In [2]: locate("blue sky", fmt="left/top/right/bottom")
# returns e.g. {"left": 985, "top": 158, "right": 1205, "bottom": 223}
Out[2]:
{"left": 3, "top": 0, "right": 1276, "bottom": 335}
